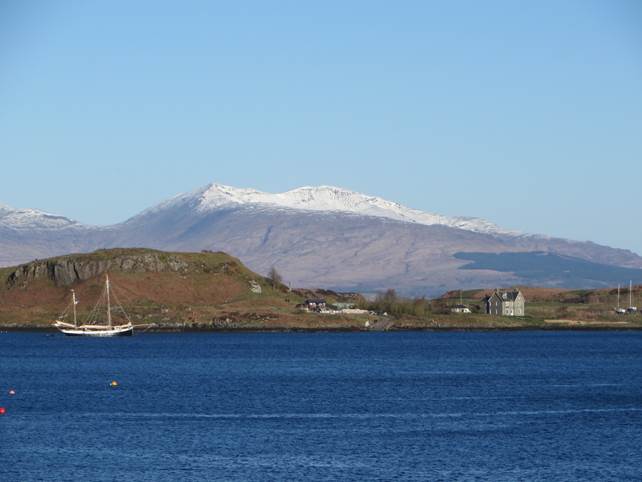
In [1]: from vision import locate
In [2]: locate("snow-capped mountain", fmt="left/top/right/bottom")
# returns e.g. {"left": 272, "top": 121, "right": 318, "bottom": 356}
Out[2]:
{"left": 2, "top": 183, "right": 642, "bottom": 295}
{"left": 152, "top": 183, "right": 512, "bottom": 235}
{"left": 0, "top": 204, "right": 86, "bottom": 231}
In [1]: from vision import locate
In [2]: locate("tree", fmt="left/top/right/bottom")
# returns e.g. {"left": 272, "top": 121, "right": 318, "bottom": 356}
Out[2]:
{"left": 412, "top": 297, "right": 427, "bottom": 317}
{"left": 382, "top": 288, "right": 397, "bottom": 304}
{"left": 373, "top": 289, "right": 397, "bottom": 314}
{"left": 268, "top": 266, "right": 283, "bottom": 289}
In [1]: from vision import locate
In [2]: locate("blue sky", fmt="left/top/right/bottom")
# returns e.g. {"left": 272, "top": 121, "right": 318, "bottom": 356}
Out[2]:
{"left": 1, "top": 1, "right": 641, "bottom": 253}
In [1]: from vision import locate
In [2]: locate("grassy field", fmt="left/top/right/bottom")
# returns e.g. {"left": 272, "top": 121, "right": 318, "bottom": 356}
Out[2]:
{"left": 428, "top": 287, "right": 642, "bottom": 329}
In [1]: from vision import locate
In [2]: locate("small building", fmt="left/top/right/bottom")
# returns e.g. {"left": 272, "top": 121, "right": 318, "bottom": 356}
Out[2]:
{"left": 451, "top": 304, "right": 471, "bottom": 314}
{"left": 484, "top": 290, "right": 525, "bottom": 316}
{"left": 304, "top": 299, "right": 326, "bottom": 311}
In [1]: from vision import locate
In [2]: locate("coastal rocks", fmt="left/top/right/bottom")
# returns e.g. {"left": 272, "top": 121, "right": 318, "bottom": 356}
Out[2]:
{"left": 365, "top": 319, "right": 395, "bottom": 331}
{"left": 211, "top": 312, "right": 279, "bottom": 329}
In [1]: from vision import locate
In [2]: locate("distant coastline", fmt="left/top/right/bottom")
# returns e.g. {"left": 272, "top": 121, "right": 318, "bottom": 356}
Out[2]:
{"left": 1, "top": 248, "right": 640, "bottom": 333}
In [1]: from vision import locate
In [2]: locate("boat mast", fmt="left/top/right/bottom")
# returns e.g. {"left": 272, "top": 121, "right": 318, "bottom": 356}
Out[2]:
{"left": 106, "top": 275, "right": 112, "bottom": 328}
{"left": 630, "top": 280, "right": 633, "bottom": 308}
{"left": 71, "top": 289, "right": 78, "bottom": 327}
{"left": 617, "top": 284, "right": 621, "bottom": 309}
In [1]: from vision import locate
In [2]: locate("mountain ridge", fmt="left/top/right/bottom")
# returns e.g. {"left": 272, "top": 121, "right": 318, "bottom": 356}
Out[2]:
{"left": 120, "top": 183, "right": 513, "bottom": 235}
{"left": 0, "top": 204, "right": 87, "bottom": 231}
{"left": 2, "top": 183, "right": 641, "bottom": 295}
{"left": 0, "top": 183, "right": 514, "bottom": 235}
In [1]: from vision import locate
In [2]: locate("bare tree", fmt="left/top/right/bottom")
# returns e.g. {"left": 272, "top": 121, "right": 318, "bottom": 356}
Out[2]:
{"left": 268, "top": 266, "right": 283, "bottom": 289}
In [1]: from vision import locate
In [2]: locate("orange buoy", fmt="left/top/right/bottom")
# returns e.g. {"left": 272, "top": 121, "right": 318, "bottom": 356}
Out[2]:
{"left": 0, "top": 407, "right": 6, "bottom": 415}
{"left": 110, "top": 380, "right": 119, "bottom": 387}
{"left": 8, "top": 389, "right": 16, "bottom": 396}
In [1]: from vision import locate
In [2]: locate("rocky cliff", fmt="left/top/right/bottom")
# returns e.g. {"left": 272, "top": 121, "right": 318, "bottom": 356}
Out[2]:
{"left": 2, "top": 249, "right": 236, "bottom": 288}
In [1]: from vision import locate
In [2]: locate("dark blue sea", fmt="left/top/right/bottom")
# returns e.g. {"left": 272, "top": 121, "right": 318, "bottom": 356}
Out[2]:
{"left": 1, "top": 331, "right": 642, "bottom": 481}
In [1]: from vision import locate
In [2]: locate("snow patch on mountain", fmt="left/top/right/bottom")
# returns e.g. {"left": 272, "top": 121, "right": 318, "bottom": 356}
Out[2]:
{"left": 0, "top": 204, "right": 85, "bottom": 231}
{"left": 189, "top": 183, "right": 515, "bottom": 235}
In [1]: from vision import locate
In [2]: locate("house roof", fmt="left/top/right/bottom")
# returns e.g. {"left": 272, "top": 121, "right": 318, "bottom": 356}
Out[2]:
{"left": 499, "top": 290, "right": 521, "bottom": 301}
{"left": 484, "top": 290, "right": 522, "bottom": 302}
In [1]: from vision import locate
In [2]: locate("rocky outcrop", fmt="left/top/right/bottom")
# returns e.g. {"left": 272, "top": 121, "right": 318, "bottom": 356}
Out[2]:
{"left": 4, "top": 250, "right": 191, "bottom": 288}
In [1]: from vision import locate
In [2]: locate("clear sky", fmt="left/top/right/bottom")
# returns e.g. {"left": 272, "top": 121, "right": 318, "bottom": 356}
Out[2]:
{"left": 1, "top": 1, "right": 641, "bottom": 253}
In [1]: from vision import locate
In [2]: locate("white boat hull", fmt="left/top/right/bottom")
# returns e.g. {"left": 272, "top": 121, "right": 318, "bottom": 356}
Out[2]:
{"left": 55, "top": 323, "right": 133, "bottom": 337}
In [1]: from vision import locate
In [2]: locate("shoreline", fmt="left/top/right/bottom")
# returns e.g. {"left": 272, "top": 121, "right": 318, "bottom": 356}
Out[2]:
{"left": 3, "top": 324, "right": 642, "bottom": 333}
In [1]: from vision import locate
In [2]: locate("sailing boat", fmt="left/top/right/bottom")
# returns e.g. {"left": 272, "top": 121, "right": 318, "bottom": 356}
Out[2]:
{"left": 53, "top": 275, "right": 134, "bottom": 336}
{"left": 614, "top": 284, "right": 627, "bottom": 315}
{"left": 627, "top": 280, "right": 638, "bottom": 313}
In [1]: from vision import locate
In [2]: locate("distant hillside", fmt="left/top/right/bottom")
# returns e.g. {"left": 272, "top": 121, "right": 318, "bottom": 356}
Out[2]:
{"left": 455, "top": 252, "right": 642, "bottom": 287}
{"left": 2, "top": 183, "right": 642, "bottom": 296}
